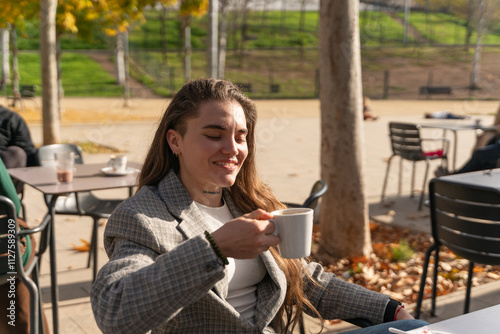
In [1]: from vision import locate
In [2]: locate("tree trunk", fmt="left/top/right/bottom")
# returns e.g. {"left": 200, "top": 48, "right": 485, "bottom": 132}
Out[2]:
{"left": 56, "top": 37, "right": 64, "bottom": 118}
{"left": 181, "top": 15, "right": 191, "bottom": 82}
{"left": 184, "top": 24, "right": 191, "bottom": 82}
{"left": 471, "top": 0, "right": 485, "bottom": 90}
{"left": 1, "top": 28, "right": 10, "bottom": 94}
{"left": 464, "top": 0, "right": 474, "bottom": 51}
{"left": 238, "top": 0, "right": 251, "bottom": 68}
{"left": 218, "top": 0, "right": 229, "bottom": 79}
{"left": 123, "top": 31, "right": 131, "bottom": 107}
{"left": 40, "top": 0, "right": 60, "bottom": 145}
{"left": 299, "top": 0, "right": 306, "bottom": 31}
{"left": 10, "top": 25, "right": 19, "bottom": 98}
{"left": 208, "top": 0, "right": 218, "bottom": 78}
{"left": 116, "top": 32, "right": 125, "bottom": 85}
{"left": 160, "top": 4, "right": 169, "bottom": 66}
{"left": 280, "top": 0, "right": 287, "bottom": 33}
{"left": 318, "top": 0, "right": 371, "bottom": 259}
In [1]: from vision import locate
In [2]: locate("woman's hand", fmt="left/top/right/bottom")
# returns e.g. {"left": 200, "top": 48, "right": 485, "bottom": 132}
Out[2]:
{"left": 210, "top": 209, "right": 280, "bottom": 259}
{"left": 395, "top": 307, "right": 414, "bottom": 320}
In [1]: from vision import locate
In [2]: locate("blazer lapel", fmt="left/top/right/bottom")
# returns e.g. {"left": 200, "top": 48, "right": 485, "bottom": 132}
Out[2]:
{"left": 254, "top": 251, "right": 286, "bottom": 330}
{"left": 223, "top": 189, "right": 286, "bottom": 329}
{"left": 158, "top": 171, "right": 229, "bottom": 298}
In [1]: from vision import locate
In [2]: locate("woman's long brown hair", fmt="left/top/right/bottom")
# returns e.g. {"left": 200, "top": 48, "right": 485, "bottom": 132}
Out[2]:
{"left": 139, "top": 78, "right": 321, "bottom": 333}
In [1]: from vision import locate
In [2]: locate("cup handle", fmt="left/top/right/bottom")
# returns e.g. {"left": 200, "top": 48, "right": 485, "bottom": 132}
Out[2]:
{"left": 269, "top": 219, "right": 278, "bottom": 236}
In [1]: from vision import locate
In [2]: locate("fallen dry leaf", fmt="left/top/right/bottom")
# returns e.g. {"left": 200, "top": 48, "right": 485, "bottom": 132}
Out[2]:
{"left": 72, "top": 239, "right": 90, "bottom": 252}
{"left": 311, "top": 221, "right": 500, "bottom": 307}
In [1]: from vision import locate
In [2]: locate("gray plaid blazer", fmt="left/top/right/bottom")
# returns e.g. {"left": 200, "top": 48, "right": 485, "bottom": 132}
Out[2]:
{"left": 90, "top": 171, "right": 390, "bottom": 333}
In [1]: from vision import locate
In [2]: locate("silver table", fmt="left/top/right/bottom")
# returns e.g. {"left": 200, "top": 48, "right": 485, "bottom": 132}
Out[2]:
{"left": 409, "top": 304, "right": 500, "bottom": 334}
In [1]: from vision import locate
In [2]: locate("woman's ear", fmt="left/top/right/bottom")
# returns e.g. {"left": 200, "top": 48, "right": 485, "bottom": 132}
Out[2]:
{"left": 166, "top": 129, "right": 181, "bottom": 155}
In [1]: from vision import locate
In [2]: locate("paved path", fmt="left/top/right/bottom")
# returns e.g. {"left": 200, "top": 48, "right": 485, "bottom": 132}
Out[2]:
{"left": 16, "top": 97, "right": 500, "bottom": 333}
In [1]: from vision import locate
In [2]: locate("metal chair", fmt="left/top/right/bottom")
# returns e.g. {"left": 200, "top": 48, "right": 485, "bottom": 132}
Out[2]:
{"left": 1, "top": 195, "right": 50, "bottom": 334}
{"left": 415, "top": 177, "right": 500, "bottom": 318}
{"left": 284, "top": 179, "right": 327, "bottom": 211}
{"left": 381, "top": 122, "right": 449, "bottom": 210}
{"left": 37, "top": 144, "right": 125, "bottom": 282}
{"left": 284, "top": 180, "right": 374, "bottom": 332}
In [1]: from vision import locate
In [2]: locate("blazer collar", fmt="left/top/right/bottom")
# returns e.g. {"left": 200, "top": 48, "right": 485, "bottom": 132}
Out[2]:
{"left": 157, "top": 170, "right": 244, "bottom": 237}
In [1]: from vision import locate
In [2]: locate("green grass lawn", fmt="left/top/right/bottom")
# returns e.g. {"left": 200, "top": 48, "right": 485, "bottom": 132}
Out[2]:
{"left": 7, "top": 52, "right": 123, "bottom": 97}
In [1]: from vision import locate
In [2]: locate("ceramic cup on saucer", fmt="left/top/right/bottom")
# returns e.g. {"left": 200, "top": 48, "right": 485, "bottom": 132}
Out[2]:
{"left": 108, "top": 154, "right": 127, "bottom": 172}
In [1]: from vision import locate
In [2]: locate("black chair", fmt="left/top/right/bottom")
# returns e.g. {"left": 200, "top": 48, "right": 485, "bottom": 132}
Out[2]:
{"left": 7, "top": 85, "right": 38, "bottom": 111}
{"left": 284, "top": 180, "right": 327, "bottom": 219}
{"left": 0, "top": 195, "right": 50, "bottom": 334}
{"left": 37, "top": 144, "right": 125, "bottom": 282}
{"left": 415, "top": 177, "right": 500, "bottom": 318}
{"left": 284, "top": 180, "right": 374, "bottom": 332}
{"left": 381, "top": 122, "right": 449, "bottom": 210}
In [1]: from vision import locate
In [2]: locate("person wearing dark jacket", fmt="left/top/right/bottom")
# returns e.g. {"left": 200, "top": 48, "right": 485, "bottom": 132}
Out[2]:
{"left": 0, "top": 105, "right": 39, "bottom": 193}
{"left": 0, "top": 105, "right": 39, "bottom": 168}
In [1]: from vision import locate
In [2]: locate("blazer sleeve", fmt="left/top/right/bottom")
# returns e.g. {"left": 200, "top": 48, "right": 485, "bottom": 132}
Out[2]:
{"left": 90, "top": 203, "right": 226, "bottom": 334}
{"left": 303, "top": 261, "right": 389, "bottom": 325}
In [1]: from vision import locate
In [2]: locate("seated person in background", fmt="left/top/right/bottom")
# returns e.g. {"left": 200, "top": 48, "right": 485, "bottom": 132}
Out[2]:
{"left": 363, "top": 96, "right": 378, "bottom": 121}
{"left": 0, "top": 158, "right": 49, "bottom": 334}
{"left": 436, "top": 103, "right": 500, "bottom": 176}
{"left": 91, "top": 78, "right": 427, "bottom": 333}
{"left": 424, "top": 110, "right": 469, "bottom": 119}
{"left": 0, "top": 105, "right": 39, "bottom": 192}
{"left": 454, "top": 139, "right": 500, "bottom": 174}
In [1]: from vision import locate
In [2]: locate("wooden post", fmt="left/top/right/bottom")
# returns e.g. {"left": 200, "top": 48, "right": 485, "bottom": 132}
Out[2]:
{"left": 383, "top": 70, "right": 390, "bottom": 99}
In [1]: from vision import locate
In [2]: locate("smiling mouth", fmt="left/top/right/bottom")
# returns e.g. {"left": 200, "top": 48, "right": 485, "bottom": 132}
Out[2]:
{"left": 214, "top": 161, "right": 238, "bottom": 167}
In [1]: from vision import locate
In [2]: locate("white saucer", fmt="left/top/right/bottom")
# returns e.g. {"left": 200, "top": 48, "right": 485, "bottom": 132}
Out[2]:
{"left": 100, "top": 167, "right": 138, "bottom": 176}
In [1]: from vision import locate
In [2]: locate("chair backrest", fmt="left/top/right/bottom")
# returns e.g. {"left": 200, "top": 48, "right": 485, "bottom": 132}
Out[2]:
{"left": 20, "top": 85, "right": 37, "bottom": 98}
{"left": 429, "top": 178, "right": 500, "bottom": 265}
{"left": 37, "top": 143, "right": 84, "bottom": 165}
{"left": 302, "top": 180, "right": 328, "bottom": 210}
{"left": 388, "top": 122, "right": 425, "bottom": 161}
{"left": 0, "top": 195, "right": 18, "bottom": 277}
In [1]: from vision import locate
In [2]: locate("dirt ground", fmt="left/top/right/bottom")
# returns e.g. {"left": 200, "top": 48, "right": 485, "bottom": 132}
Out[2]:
{"left": 362, "top": 50, "right": 500, "bottom": 100}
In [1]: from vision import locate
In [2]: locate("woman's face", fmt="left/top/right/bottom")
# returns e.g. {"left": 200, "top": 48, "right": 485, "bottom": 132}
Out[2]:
{"left": 167, "top": 100, "right": 249, "bottom": 197}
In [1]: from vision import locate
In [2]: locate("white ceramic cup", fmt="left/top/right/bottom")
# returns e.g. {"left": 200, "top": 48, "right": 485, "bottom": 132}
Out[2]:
{"left": 270, "top": 208, "right": 314, "bottom": 259}
{"left": 54, "top": 151, "right": 75, "bottom": 183}
{"left": 108, "top": 154, "right": 127, "bottom": 172}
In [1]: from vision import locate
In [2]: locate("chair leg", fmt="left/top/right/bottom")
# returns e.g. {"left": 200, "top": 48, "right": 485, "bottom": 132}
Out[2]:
{"left": 20, "top": 270, "right": 39, "bottom": 334}
{"left": 20, "top": 201, "right": 27, "bottom": 221}
{"left": 87, "top": 225, "right": 94, "bottom": 269}
{"left": 464, "top": 261, "right": 474, "bottom": 314}
{"left": 89, "top": 218, "right": 99, "bottom": 283}
{"left": 87, "top": 218, "right": 98, "bottom": 268}
{"left": 411, "top": 161, "right": 416, "bottom": 198}
{"left": 381, "top": 155, "right": 395, "bottom": 202}
{"left": 398, "top": 157, "right": 403, "bottom": 196}
{"left": 419, "top": 160, "right": 431, "bottom": 211}
{"left": 415, "top": 244, "right": 437, "bottom": 319}
{"left": 431, "top": 246, "right": 440, "bottom": 317}
{"left": 33, "top": 262, "right": 45, "bottom": 334}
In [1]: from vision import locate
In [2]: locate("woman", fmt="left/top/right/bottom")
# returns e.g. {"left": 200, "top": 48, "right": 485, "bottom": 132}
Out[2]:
{"left": 91, "top": 78, "right": 427, "bottom": 333}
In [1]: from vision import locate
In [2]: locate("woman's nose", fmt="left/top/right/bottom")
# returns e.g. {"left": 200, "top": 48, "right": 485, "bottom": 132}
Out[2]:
{"left": 222, "top": 138, "right": 238, "bottom": 155}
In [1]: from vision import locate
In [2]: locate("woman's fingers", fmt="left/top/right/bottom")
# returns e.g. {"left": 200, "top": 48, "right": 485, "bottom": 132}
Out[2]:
{"left": 245, "top": 209, "right": 273, "bottom": 220}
